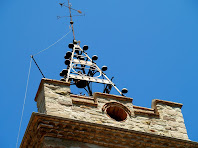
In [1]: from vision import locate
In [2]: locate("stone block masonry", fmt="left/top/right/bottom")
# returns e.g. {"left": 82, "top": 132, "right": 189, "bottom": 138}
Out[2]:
{"left": 35, "top": 78, "right": 188, "bottom": 140}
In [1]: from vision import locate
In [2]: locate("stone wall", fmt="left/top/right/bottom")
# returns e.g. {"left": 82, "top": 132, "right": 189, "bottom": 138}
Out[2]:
{"left": 35, "top": 79, "right": 188, "bottom": 140}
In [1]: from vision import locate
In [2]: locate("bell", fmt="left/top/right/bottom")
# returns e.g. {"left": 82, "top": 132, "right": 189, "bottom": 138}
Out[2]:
{"left": 79, "top": 56, "right": 85, "bottom": 60}
{"left": 122, "top": 88, "right": 128, "bottom": 94}
{"left": 65, "top": 59, "right": 70, "bottom": 65}
{"left": 102, "top": 66, "right": 108, "bottom": 71}
{"left": 60, "top": 78, "right": 65, "bottom": 81}
{"left": 68, "top": 43, "right": 74, "bottom": 49}
{"left": 62, "top": 69, "right": 68, "bottom": 75}
{"left": 83, "top": 45, "right": 88, "bottom": 51}
{"left": 73, "top": 40, "right": 78, "bottom": 44}
{"left": 60, "top": 71, "right": 64, "bottom": 77}
{"left": 92, "top": 55, "right": 98, "bottom": 61}
{"left": 60, "top": 69, "right": 68, "bottom": 77}
{"left": 75, "top": 80, "right": 87, "bottom": 88}
{"left": 75, "top": 50, "right": 79, "bottom": 54}
{"left": 64, "top": 51, "right": 72, "bottom": 59}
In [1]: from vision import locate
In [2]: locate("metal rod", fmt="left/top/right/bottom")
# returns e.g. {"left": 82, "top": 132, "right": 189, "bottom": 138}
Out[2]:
{"left": 31, "top": 55, "right": 45, "bottom": 78}
{"left": 66, "top": 45, "right": 76, "bottom": 82}
{"left": 63, "top": 5, "right": 80, "bottom": 12}
{"left": 68, "top": 0, "right": 75, "bottom": 40}
{"left": 58, "top": 15, "right": 84, "bottom": 18}
{"left": 73, "top": 65, "right": 97, "bottom": 71}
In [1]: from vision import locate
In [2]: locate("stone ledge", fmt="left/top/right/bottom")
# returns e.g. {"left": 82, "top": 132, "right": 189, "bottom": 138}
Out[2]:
{"left": 134, "top": 110, "right": 159, "bottom": 117}
{"left": 94, "top": 92, "right": 133, "bottom": 102}
{"left": 20, "top": 112, "right": 198, "bottom": 148}
{"left": 72, "top": 98, "right": 98, "bottom": 107}
{"left": 71, "top": 94, "right": 95, "bottom": 101}
{"left": 71, "top": 94, "right": 97, "bottom": 107}
{"left": 35, "top": 78, "right": 70, "bottom": 101}
{"left": 133, "top": 105, "right": 155, "bottom": 111}
{"left": 133, "top": 105, "right": 159, "bottom": 117}
{"left": 152, "top": 99, "right": 183, "bottom": 109}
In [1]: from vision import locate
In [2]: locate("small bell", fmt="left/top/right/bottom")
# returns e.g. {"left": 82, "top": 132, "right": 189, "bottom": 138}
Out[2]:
{"left": 65, "top": 59, "right": 70, "bottom": 65}
{"left": 83, "top": 45, "right": 88, "bottom": 51}
{"left": 102, "top": 66, "right": 108, "bottom": 71}
{"left": 68, "top": 43, "right": 74, "bottom": 49}
{"left": 92, "top": 55, "right": 98, "bottom": 61}
{"left": 60, "top": 78, "right": 65, "bottom": 81}
{"left": 73, "top": 40, "right": 78, "bottom": 44}
{"left": 121, "top": 88, "right": 128, "bottom": 94}
{"left": 64, "top": 51, "right": 72, "bottom": 59}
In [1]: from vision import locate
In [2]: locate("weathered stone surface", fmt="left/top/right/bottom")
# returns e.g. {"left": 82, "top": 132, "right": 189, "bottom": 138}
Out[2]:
{"left": 58, "top": 100, "right": 72, "bottom": 106}
{"left": 163, "top": 115, "right": 176, "bottom": 121}
{"left": 35, "top": 79, "right": 189, "bottom": 141}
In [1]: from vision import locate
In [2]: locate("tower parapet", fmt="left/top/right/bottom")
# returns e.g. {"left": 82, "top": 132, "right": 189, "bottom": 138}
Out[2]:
{"left": 35, "top": 78, "right": 188, "bottom": 139}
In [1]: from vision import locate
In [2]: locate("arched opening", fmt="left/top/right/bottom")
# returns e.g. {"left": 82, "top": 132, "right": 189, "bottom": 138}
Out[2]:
{"left": 106, "top": 106, "right": 127, "bottom": 121}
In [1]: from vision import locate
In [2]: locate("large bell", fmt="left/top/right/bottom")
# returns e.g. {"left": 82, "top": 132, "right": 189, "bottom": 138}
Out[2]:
{"left": 75, "top": 80, "right": 87, "bottom": 88}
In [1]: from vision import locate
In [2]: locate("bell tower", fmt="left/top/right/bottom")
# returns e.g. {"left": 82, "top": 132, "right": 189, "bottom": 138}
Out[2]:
{"left": 20, "top": 1, "right": 198, "bottom": 147}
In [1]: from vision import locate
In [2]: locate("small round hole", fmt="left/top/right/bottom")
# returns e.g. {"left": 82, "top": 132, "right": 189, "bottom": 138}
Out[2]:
{"left": 106, "top": 106, "right": 127, "bottom": 121}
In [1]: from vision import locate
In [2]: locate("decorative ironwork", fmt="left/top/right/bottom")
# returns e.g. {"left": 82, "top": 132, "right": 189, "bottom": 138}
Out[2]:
{"left": 59, "top": 0, "right": 128, "bottom": 96}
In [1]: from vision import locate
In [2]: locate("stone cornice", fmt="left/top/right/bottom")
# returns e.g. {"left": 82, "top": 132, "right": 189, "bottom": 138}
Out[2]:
{"left": 71, "top": 94, "right": 98, "bottom": 107}
{"left": 35, "top": 78, "right": 70, "bottom": 101}
{"left": 20, "top": 112, "right": 198, "bottom": 148}
{"left": 152, "top": 99, "right": 183, "bottom": 109}
{"left": 133, "top": 105, "right": 155, "bottom": 111}
{"left": 94, "top": 92, "right": 133, "bottom": 102}
{"left": 71, "top": 94, "right": 94, "bottom": 101}
{"left": 72, "top": 98, "right": 98, "bottom": 107}
{"left": 133, "top": 105, "right": 159, "bottom": 117}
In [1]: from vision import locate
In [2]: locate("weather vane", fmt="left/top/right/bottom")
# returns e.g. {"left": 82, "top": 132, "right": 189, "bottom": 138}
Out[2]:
{"left": 58, "top": 0, "right": 85, "bottom": 41}
{"left": 58, "top": 0, "right": 128, "bottom": 96}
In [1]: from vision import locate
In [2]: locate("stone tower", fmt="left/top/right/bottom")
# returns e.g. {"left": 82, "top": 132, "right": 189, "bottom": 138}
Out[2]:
{"left": 20, "top": 78, "right": 198, "bottom": 147}
{"left": 20, "top": 1, "right": 198, "bottom": 147}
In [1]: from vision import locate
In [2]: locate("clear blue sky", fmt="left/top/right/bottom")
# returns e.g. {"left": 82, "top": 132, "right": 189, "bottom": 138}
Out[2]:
{"left": 1, "top": 0, "right": 198, "bottom": 147}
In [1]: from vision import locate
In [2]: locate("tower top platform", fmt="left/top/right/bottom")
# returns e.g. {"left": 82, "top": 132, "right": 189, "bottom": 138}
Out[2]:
{"left": 20, "top": 78, "right": 198, "bottom": 147}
